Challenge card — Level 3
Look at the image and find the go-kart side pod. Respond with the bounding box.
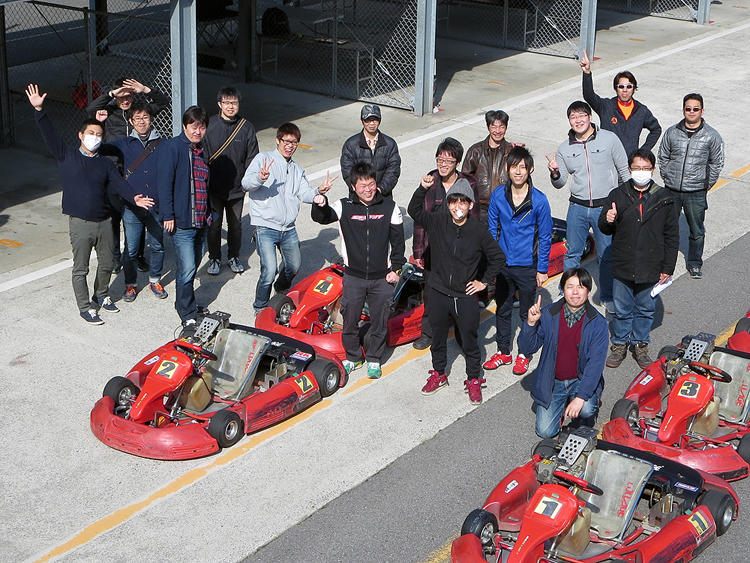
[622,358,669,418]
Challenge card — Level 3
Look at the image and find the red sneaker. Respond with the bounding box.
[513,355,530,375]
[483,352,512,370]
[422,370,448,395]
[465,378,486,405]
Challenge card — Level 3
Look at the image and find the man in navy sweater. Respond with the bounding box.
[26,84,153,325]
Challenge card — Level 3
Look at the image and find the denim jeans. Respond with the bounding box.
[170,227,206,322]
[254,226,301,311]
[611,277,655,346]
[535,378,599,439]
[669,189,707,269]
[564,202,612,302]
[121,206,165,286]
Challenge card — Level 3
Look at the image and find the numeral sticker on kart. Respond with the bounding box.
[534,496,562,519]
[313,280,333,295]
[688,510,710,536]
[156,360,178,379]
[295,374,314,393]
[679,380,701,397]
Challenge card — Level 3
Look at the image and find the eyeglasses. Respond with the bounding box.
[568,113,589,120]
[131,116,150,123]
[436,158,457,165]
[280,138,299,146]
[684,107,702,112]
[220,100,239,106]
[617,84,634,90]
[630,167,653,172]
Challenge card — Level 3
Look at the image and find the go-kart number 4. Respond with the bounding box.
[534,496,562,519]
[313,279,333,295]
[156,359,178,379]
[295,374,314,393]
[679,380,701,398]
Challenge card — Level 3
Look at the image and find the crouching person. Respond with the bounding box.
[408,179,506,405]
[312,162,406,379]
[518,268,608,438]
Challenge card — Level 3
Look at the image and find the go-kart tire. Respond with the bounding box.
[611,398,639,429]
[735,317,750,335]
[700,490,735,536]
[309,358,340,397]
[103,377,139,416]
[532,438,558,459]
[658,345,682,362]
[268,294,295,325]
[207,409,244,449]
[461,508,498,546]
[737,434,750,464]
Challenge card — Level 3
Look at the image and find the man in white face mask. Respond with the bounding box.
[25,84,153,325]
[598,148,679,369]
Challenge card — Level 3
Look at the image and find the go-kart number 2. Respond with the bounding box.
[679,380,701,398]
[295,374,314,393]
[156,360,178,379]
[313,279,333,295]
[534,496,562,519]
[688,510,710,536]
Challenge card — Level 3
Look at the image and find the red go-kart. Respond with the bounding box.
[90,312,345,460]
[255,218,594,361]
[451,426,738,563]
[603,312,750,481]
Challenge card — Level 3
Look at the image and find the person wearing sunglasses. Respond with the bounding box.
[580,50,661,158]
[658,94,725,280]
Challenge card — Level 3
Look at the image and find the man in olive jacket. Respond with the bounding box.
[598,149,678,370]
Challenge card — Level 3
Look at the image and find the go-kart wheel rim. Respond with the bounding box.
[625,409,639,428]
[117,387,134,406]
[325,370,338,393]
[479,522,495,545]
[278,302,294,325]
[223,420,240,441]
[721,505,733,529]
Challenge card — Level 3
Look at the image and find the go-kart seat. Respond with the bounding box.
[577,450,653,541]
[691,397,720,437]
[203,329,270,399]
[709,350,750,423]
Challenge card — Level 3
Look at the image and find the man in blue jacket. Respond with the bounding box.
[518,268,609,438]
[157,106,212,329]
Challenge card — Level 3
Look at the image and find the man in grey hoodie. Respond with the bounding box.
[547,101,630,310]
[242,122,335,313]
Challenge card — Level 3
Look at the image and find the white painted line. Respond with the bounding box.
[0,259,72,294]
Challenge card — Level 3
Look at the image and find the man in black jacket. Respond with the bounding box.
[203,87,259,275]
[340,104,401,198]
[598,149,678,369]
[312,163,406,379]
[408,182,506,405]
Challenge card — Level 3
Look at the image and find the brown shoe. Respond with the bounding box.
[606,344,628,368]
[632,343,654,370]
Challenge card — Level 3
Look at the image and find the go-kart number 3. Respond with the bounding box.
[295,374,314,393]
[534,496,562,519]
[679,380,701,398]
[156,360,178,379]
[313,279,333,295]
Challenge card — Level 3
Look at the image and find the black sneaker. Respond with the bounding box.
[412,334,432,350]
[81,309,104,325]
[112,262,122,274]
[137,256,149,272]
[689,268,702,279]
[180,318,197,338]
[93,295,120,313]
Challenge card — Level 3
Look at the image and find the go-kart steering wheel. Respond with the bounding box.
[175,341,218,361]
[553,470,604,496]
[689,361,732,383]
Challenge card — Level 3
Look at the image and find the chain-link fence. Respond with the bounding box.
[256,0,417,110]
[4,0,172,152]
[437,0,582,59]
[598,0,698,21]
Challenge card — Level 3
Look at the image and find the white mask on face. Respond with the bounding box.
[631,170,652,186]
[83,134,102,152]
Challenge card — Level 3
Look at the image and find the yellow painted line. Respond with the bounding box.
[487,81,507,86]
[0,238,22,247]
[298,143,313,149]
[31,398,333,563]
[628,38,646,42]
[730,163,750,178]
[420,537,457,563]
[710,178,730,191]
[733,5,748,8]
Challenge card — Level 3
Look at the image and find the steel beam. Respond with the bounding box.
[170,0,197,135]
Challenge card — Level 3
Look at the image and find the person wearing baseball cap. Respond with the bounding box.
[340,104,401,198]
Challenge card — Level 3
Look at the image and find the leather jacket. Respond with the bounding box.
[462,136,512,218]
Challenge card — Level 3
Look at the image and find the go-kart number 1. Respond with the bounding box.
[156,360,178,379]
[313,279,333,295]
[534,496,562,519]
[295,374,314,393]
[679,380,701,398]
[688,510,709,536]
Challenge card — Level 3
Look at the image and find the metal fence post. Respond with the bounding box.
[0,5,13,147]
[697,0,711,24]
[237,0,252,82]
[170,0,198,135]
[414,0,436,116]
[94,0,109,56]
[579,0,597,60]
[83,8,94,106]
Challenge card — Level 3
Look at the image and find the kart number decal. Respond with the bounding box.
[295,374,314,393]
[678,380,701,397]
[291,351,313,361]
[639,374,653,386]
[156,360,178,379]
[688,511,710,536]
[313,279,333,295]
[534,496,562,519]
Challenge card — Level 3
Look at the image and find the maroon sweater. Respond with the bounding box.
[555,313,583,380]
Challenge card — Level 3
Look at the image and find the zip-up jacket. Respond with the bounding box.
[34,109,139,222]
[86,88,169,143]
[582,72,662,156]
[462,136,513,211]
[157,132,211,229]
[203,114,259,200]
[408,186,506,298]
[311,191,406,280]
[518,300,608,409]
[598,180,678,284]
[487,180,553,273]
[658,119,725,193]
[242,149,318,231]
[552,125,630,207]
[340,130,401,197]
